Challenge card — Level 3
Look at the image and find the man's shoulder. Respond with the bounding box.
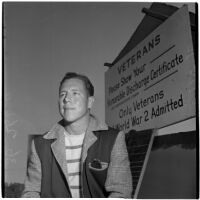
[94,127,121,141]
[95,126,119,133]
[34,132,53,144]
[107,127,120,134]
[33,132,54,158]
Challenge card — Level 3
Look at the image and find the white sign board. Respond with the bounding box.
[105,6,196,132]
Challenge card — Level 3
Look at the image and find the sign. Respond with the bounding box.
[105,6,195,132]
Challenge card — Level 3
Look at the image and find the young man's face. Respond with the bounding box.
[59,78,94,123]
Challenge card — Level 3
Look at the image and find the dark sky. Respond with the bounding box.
[4,2,195,183]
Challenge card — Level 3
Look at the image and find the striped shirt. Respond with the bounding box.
[64,131,85,198]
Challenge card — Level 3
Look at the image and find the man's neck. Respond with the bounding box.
[65,114,90,135]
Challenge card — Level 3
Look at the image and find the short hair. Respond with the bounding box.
[59,72,94,96]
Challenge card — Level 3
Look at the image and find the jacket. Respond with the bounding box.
[22,115,132,198]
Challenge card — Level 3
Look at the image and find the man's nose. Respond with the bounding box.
[63,93,72,102]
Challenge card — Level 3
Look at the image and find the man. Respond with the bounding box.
[22,72,132,198]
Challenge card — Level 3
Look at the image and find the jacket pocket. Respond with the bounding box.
[88,159,108,171]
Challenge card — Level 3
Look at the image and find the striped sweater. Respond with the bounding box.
[64,131,85,198]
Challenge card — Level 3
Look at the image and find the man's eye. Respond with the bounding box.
[73,91,79,95]
[59,93,65,97]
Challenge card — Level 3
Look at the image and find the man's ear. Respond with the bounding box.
[88,96,95,109]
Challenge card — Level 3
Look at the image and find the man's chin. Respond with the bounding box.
[63,117,74,124]
[61,112,89,125]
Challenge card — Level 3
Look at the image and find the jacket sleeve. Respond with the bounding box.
[105,131,132,198]
[21,139,41,198]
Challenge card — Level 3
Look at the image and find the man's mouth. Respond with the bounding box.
[64,107,75,110]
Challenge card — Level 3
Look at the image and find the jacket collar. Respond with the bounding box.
[81,115,108,163]
[43,114,108,140]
